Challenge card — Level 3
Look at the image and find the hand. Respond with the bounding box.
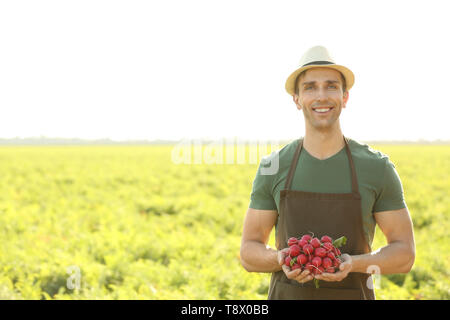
[278,248,314,284]
[314,253,353,282]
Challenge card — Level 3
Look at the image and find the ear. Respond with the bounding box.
[293,94,302,110]
[342,90,349,108]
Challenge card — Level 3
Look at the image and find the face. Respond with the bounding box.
[293,67,349,131]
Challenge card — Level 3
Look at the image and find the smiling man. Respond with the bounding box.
[239,46,416,300]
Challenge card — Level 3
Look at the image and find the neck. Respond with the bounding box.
[303,124,345,160]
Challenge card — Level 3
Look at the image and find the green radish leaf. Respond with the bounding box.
[290,257,296,267]
[332,236,347,248]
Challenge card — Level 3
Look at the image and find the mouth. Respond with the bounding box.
[312,107,334,114]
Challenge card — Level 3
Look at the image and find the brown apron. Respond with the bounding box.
[267,135,375,300]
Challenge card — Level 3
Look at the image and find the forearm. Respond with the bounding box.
[240,240,281,273]
[351,240,415,274]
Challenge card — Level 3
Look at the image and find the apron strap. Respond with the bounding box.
[284,137,303,190]
[343,136,361,200]
[284,135,361,200]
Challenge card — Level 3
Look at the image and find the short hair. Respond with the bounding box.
[294,69,347,95]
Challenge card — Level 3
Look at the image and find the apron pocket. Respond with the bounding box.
[269,280,363,300]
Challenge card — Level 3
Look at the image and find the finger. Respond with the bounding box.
[278,249,289,265]
[295,269,309,279]
[317,269,349,281]
[315,272,340,282]
[282,265,301,279]
[296,273,314,283]
[294,270,311,283]
[339,262,352,272]
[339,254,353,270]
[297,275,314,283]
[278,254,284,265]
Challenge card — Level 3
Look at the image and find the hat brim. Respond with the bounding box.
[285,64,354,96]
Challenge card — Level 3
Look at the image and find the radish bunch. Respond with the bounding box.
[284,234,347,288]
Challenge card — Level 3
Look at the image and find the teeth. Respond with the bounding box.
[314,108,331,113]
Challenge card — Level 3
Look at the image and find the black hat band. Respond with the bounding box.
[302,60,335,67]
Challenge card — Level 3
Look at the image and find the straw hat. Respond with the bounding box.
[285,45,354,96]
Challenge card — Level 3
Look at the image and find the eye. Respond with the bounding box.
[304,86,313,90]
[329,85,337,89]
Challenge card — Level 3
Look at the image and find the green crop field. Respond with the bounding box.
[0,143,449,300]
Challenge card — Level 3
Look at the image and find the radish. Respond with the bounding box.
[281,233,348,289]
[288,237,298,246]
[305,262,315,272]
[310,238,321,248]
[289,245,301,257]
[322,257,333,269]
[291,264,301,270]
[303,244,314,255]
[321,235,333,243]
[322,242,334,252]
[297,254,308,265]
[298,239,308,248]
[312,256,322,268]
[301,234,312,242]
[314,247,327,258]
[285,256,292,267]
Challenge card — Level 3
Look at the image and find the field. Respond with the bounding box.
[0,142,449,299]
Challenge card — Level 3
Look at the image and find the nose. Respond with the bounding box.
[315,87,329,102]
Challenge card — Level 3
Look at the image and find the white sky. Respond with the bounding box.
[1,0,449,142]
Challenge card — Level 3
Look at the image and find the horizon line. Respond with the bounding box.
[1,136,450,145]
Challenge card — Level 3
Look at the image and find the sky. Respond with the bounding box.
[1,0,449,143]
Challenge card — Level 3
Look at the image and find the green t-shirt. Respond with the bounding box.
[249,137,407,248]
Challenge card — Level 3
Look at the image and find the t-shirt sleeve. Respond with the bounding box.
[249,158,278,210]
[372,158,407,213]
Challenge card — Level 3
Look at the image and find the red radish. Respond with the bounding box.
[289,245,301,257]
[312,256,322,268]
[333,258,342,268]
[303,244,314,255]
[288,237,298,246]
[281,233,347,289]
[297,254,308,265]
[310,238,321,248]
[301,234,312,242]
[285,256,292,266]
[322,257,333,269]
[333,247,340,256]
[298,239,308,248]
[322,242,334,252]
[314,247,327,258]
[291,264,301,270]
[305,263,314,272]
[312,266,324,275]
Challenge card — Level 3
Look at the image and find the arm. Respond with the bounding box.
[351,207,416,274]
[239,207,280,273]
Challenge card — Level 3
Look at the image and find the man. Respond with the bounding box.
[239,46,415,300]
